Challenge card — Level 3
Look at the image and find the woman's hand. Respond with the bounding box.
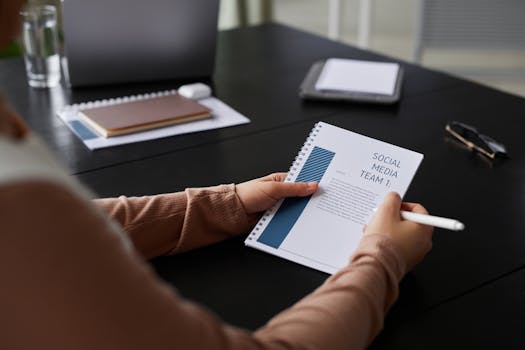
[364,192,433,271]
[236,172,318,215]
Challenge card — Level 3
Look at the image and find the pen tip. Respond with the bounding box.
[455,222,465,231]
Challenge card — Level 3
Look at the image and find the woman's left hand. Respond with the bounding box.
[236,172,318,214]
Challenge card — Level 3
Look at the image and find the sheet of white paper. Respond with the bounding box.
[246,122,423,274]
[315,58,400,95]
[57,96,250,150]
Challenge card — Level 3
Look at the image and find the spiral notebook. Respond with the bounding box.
[245,122,424,274]
[57,90,250,150]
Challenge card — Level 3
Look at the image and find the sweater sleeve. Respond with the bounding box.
[255,234,405,350]
[0,180,405,350]
[93,185,257,259]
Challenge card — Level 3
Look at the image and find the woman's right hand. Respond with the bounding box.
[0,98,28,140]
[364,192,433,271]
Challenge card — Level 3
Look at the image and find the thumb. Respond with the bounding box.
[376,192,402,219]
[266,181,318,199]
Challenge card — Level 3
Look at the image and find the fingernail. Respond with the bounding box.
[307,182,317,189]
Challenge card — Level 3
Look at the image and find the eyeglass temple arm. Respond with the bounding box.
[445,124,496,159]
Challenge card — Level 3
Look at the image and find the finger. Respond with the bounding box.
[11,114,29,139]
[376,192,402,218]
[267,181,317,198]
[270,172,288,182]
[401,202,429,215]
[0,100,29,140]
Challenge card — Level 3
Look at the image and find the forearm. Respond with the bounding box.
[94,184,257,259]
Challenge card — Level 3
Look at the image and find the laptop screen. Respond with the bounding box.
[62,0,219,87]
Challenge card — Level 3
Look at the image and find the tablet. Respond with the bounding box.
[299,59,403,104]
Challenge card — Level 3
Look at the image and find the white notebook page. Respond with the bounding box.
[315,58,400,95]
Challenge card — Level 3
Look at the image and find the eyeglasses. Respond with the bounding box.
[445,121,508,159]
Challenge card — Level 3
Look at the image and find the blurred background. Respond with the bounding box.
[5,0,524,97]
[219,0,525,98]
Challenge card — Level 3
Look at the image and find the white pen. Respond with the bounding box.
[400,211,465,231]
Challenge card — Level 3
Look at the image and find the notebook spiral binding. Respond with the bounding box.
[61,89,179,113]
[246,122,323,242]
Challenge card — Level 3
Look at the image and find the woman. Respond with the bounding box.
[0,1,432,349]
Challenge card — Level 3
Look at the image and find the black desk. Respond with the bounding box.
[2,23,525,348]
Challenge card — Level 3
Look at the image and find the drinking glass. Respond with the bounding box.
[20,4,61,88]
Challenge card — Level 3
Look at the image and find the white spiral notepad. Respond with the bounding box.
[57,89,250,150]
[245,122,424,274]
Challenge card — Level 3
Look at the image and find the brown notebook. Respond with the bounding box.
[78,94,211,137]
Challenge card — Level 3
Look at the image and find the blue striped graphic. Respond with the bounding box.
[257,146,335,248]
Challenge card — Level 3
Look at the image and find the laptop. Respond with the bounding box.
[61,0,219,87]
